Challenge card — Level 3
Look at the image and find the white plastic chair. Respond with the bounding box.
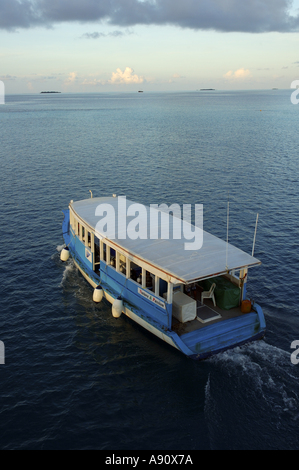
[201,283,217,307]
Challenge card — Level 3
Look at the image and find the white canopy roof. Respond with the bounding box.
[70,197,261,284]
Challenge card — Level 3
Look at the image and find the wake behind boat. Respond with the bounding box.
[60,195,266,360]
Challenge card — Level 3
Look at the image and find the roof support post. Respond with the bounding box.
[106,244,111,265]
[91,232,95,270]
[100,239,104,261]
[155,276,160,297]
[142,268,146,289]
[116,251,120,272]
[240,268,248,302]
[167,282,173,304]
[126,258,130,279]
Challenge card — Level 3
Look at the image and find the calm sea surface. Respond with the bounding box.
[0,90,299,450]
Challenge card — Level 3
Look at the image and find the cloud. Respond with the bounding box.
[82,77,103,86]
[168,73,186,83]
[109,67,144,85]
[0,74,17,80]
[81,30,132,39]
[224,68,252,80]
[0,0,38,30]
[1,0,299,33]
[81,67,145,86]
[64,72,78,85]
[0,73,60,83]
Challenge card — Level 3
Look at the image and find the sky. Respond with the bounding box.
[1,0,299,93]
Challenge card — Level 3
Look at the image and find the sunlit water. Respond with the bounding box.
[0,90,298,449]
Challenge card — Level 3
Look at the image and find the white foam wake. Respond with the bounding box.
[56,244,65,253]
[204,341,299,449]
[59,260,74,287]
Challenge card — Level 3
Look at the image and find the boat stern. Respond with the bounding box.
[180,303,266,360]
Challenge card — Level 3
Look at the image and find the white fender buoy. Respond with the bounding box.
[60,246,70,262]
[112,297,123,319]
[93,285,103,303]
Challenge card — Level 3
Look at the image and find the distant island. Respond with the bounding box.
[200,89,215,91]
[40,91,61,94]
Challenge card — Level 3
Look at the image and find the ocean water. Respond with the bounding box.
[0,90,299,450]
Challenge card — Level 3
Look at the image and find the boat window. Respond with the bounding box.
[128,263,154,290]
[126,262,167,300]
[159,279,168,298]
[109,247,116,267]
[82,226,85,242]
[119,259,126,275]
[117,252,126,274]
[144,270,154,290]
[104,247,127,275]
[130,262,142,283]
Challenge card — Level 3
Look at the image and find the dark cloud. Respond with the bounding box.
[0,74,17,80]
[81,32,108,39]
[37,0,112,23]
[81,30,131,39]
[0,0,40,30]
[1,0,299,33]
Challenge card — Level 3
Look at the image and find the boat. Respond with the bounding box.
[60,195,266,360]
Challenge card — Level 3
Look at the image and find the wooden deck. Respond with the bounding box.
[172,298,250,336]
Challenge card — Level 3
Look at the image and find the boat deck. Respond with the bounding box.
[172,298,249,336]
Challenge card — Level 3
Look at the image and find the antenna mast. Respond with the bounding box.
[252,213,259,257]
[226,193,230,271]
